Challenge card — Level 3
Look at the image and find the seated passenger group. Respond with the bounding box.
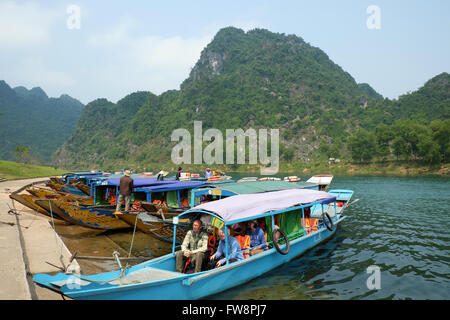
[176,218,269,273]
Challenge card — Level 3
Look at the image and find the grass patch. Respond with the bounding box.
[0,160,66,180]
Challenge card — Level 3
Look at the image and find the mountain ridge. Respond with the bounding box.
[0,81,84,163]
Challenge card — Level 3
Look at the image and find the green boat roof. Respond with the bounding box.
[208,180,317,195]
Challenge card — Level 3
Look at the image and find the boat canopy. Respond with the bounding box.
[135,181,207,192]
[306,175,333,185]
[102,177,162,187]
[200,180,317,195]
[182,188,336,225]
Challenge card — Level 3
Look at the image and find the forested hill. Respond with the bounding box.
[54,27,449,169]
[0,81,84,163]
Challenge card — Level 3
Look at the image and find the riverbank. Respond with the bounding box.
[0,177,75,300]
[0,160,65,180]
[138,161,449,177]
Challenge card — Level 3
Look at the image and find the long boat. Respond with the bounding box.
[33,188,352,299]
[115,211,190,243]
[9,193,61,218]
[50,179,209,230]
[49,199,131,230]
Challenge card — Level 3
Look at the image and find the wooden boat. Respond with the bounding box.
[46,180,88,197]
[42,179,205,230]
[33,188,352,300]
[71,181,91,196]
[139,202,183,217]
[115,211,189,243]
[32,198,71,221]
[49,177,63,184]
[50,199,131,230]
[9,193,61,218]
[26,187,92,203]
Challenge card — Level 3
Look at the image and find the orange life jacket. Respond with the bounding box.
[301,218,319,234]
[109,195,117,205]
[152,199,167,207]
[181,197,189,207]
[207,235,217,257]
[235,235,251,258]
[131,200,144,211]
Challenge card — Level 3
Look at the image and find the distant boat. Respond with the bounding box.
[258,177,281,181]
[306,175,334,191]
[237,177,258,182]
[33,188,353,300]
[283,175,301,182]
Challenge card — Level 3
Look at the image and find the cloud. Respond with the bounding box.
[0,1,58,47]
[86,20,212,99]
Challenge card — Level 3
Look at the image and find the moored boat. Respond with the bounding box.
[306,174,334,191]
[50,199,131,230]
[115,211,189,243]
[9,193,60,218]
[283,175,301,182]
[33,188,352,300]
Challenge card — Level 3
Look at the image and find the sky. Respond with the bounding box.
[0,0,449,105]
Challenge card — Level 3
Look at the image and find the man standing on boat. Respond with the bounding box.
[115,170,133,212]
[175,167,182,180]
[176,219,209,273]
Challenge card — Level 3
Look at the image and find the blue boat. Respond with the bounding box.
[33,188,353,300]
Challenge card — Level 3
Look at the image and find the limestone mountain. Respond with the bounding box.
[53,27,449,169]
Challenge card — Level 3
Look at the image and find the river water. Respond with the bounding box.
[56,173,450,300]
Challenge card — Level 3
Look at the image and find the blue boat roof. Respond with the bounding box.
[135,181,207,192]
[103,177,161,187]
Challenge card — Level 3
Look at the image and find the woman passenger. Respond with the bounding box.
[246,220,268,256]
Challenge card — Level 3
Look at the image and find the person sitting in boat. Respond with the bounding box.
[115,170,133,212]
[176,219,209,273]
[246,220,268,255]
[205,168,213,178]
[232,223,251,259]
[208,227,244,268]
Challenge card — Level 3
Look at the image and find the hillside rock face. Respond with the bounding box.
[53,27,449,169]
[0,81,84,163]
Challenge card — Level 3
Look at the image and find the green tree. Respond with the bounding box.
[14,146,31,164]
[417,135,441,165]
[430,119,450,162]
[374,123,393,160]
[392,136,409,160]
[348,129,377,163]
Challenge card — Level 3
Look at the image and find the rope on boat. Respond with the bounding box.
[48,200,66,272]
[127,213,139,258]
